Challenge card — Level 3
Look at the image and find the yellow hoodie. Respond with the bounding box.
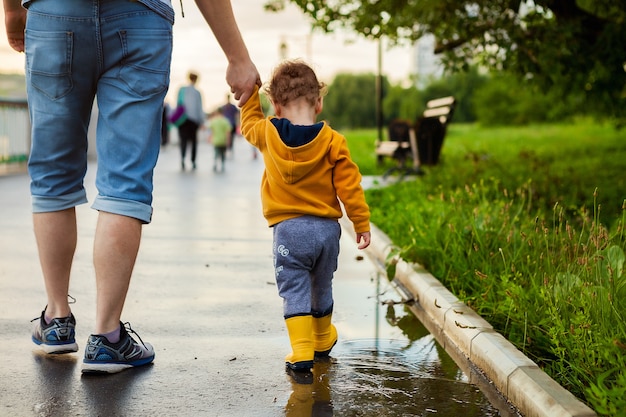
[241,88,370,234]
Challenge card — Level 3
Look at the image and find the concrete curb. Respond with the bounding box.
[340,217,597,417]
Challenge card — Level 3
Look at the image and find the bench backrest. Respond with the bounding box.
[422,96,455,125]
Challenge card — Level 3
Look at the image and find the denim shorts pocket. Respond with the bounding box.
[118,29,172,97]
[25,29,73,100]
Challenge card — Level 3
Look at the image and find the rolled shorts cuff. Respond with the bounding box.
[91,195,153,224]
[32,190,88,213]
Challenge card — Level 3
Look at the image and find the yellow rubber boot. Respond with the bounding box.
[313,314,338,358]
[285,315,314,371]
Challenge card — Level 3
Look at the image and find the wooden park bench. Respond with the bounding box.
[375,96,456,178]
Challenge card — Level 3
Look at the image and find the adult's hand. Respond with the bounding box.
[226,59,261,107]
[3,0,26,52]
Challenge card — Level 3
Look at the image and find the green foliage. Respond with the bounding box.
[382,84,423,123]
[423,67,488,123]
[327,68,591,128]
[345,121,626,415]
[259,92,274,116]
[587,368,626,416]
[473,75,548,125]
[0,154,28,164]
[266,0,626,123]
[319,73,390,129]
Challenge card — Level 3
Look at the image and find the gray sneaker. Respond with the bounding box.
[81,322,155,374]
[31,310,79,354]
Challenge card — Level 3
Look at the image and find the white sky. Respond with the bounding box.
[0,0,414,110]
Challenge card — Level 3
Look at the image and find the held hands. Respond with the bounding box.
[226,59,261,108]
[3,2,27,52]
[356,231,371,250]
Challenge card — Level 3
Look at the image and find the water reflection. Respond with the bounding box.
[32,352,78,416]
[285,360,334,417]
[384,303,465,382]
[81,364,154,415]
[331,338,499,416]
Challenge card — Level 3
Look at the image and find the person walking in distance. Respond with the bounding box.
[177,71,205,170]
[221,94,240,157]
[207,107,232,172]
[3,0,260,374]
[240,60,371,374]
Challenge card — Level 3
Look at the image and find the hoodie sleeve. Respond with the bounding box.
[240,87,267,150]
[332,134,371,234]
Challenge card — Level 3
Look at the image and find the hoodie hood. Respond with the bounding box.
[266,117,331,184]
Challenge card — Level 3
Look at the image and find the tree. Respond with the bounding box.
[319,73,389,129]
[473,75,544,125]
[382,84,423,124]
[265,0,626,122]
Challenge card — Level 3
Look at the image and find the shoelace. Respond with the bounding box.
[123,322,149,349]
[31,294,76,322]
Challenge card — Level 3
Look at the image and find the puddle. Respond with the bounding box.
[283,271,521,416]
[285,331,504,416]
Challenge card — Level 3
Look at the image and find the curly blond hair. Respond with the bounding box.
[264,60,327,107]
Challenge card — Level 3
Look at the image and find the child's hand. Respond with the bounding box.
[356,232,371,250]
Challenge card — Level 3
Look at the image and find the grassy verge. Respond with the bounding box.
[345,120,626,415]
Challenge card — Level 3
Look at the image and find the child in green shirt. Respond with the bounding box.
[208,107,232,172]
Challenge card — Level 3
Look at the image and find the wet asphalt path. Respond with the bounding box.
[0,136,512,416]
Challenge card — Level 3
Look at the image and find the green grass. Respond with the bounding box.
[345,120,626,416]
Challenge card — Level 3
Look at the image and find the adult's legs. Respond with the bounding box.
[161,106,169,146]
[25,0,95,324]
[80,0,170,372]
[24,0,170,368]
[228,129,236,157]
[91,0,172,335]
[32,209,77,319]
[178,120,198,168]
[190,127,198,167]
[34,208,143,335]
[93,212,142,334]
[179,132,188,166]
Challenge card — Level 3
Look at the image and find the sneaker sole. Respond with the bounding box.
[33,338,79,354]
[81,356,155,374]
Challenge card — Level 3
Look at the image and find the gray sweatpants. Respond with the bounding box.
[273,216,341,318]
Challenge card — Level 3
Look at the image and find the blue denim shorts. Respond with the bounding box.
[24,0,173,223]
